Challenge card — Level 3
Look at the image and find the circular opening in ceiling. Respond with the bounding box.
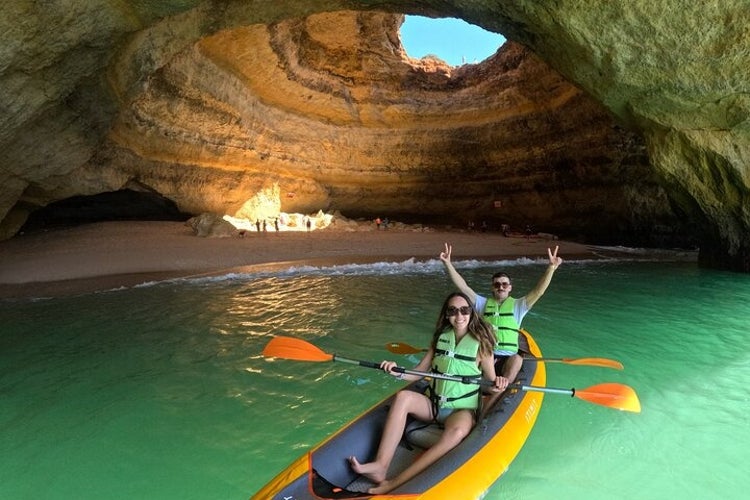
[400,16,506,67]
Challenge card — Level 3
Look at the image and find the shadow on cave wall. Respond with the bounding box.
[20,189,191,234]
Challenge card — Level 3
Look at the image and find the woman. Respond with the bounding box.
[348,292,508,494]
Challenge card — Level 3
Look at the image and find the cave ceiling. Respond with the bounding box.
[0,1,748,270]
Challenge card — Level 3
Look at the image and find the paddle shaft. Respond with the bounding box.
[336,355,598,400]
[263,337,640,412]
[333,355,494,386]
[385,342,623,370]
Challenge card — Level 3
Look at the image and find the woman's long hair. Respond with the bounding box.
[430,292,496,357]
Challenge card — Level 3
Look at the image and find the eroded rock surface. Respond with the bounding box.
[1,1,748,270]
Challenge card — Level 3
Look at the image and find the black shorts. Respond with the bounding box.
[493,354,511,374]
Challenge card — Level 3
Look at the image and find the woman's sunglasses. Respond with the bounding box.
[446,306,472,317]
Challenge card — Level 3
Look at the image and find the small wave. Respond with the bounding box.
[4,248,696,300]
[84,248,698,293]
[589,245,698,261]
[166,254,649,286]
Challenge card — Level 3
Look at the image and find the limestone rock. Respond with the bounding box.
[1,2,749,270]
[186,213,237,238]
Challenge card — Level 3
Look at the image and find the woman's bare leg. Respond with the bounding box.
[348,390,432,484]
[368,409,475,495]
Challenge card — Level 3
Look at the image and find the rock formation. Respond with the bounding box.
[0,1,748,270]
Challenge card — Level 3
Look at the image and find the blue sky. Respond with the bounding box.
[400,16,506,66]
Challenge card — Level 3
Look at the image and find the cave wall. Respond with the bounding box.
[99,16,672,244]
[1,1,748,269]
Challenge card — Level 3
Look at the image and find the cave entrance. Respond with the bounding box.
[399,15,506,66]
[20,189,190,233]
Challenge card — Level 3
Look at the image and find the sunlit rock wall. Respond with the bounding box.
[1,1,748,269]
[97,13,668,245]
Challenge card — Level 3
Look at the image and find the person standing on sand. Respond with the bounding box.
[439,243,563,386]
[348,292,505,495]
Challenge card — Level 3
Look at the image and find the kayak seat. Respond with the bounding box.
[404,420,444,449]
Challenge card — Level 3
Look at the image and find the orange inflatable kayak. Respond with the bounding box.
[251,331,545,499]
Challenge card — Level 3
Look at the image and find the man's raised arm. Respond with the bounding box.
[439,243,478,304]
[524,245,563,308]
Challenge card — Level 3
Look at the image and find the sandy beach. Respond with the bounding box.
[0,220,598,299]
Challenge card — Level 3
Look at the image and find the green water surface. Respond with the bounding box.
[1,259,748,499]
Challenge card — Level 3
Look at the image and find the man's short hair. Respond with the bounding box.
[491,271,511,282]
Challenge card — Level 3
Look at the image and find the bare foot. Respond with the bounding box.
[348,456,386,484]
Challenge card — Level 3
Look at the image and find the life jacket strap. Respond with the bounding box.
[434,348,476,362]
[435,388,480,405]
[484,311,513,317]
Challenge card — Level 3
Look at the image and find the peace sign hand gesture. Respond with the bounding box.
[439,243,452,264]
[548,245,563,270]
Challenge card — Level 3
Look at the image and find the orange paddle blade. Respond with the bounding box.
[262,336,333,362]
[386,342,424,354]
[575,383,641,413]
[559,357,624,370]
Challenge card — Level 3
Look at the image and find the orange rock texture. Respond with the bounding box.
[105,13,664,241]
[1,3,748,270]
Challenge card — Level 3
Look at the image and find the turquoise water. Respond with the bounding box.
[1,256,749,499]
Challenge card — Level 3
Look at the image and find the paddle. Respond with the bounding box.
[263,336,641,413]
[385,341,624,370]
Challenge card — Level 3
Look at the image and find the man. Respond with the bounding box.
[439,243,563,384]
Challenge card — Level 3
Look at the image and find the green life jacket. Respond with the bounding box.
[430,330,482,410]
[483,297,520,353]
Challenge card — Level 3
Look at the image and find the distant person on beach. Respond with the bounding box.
[304,216,312,232]
[348,292,505,494]
[255,220,261,233]
[439,243,563,387]
[274,219,279,233]
[375,217,381,230]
